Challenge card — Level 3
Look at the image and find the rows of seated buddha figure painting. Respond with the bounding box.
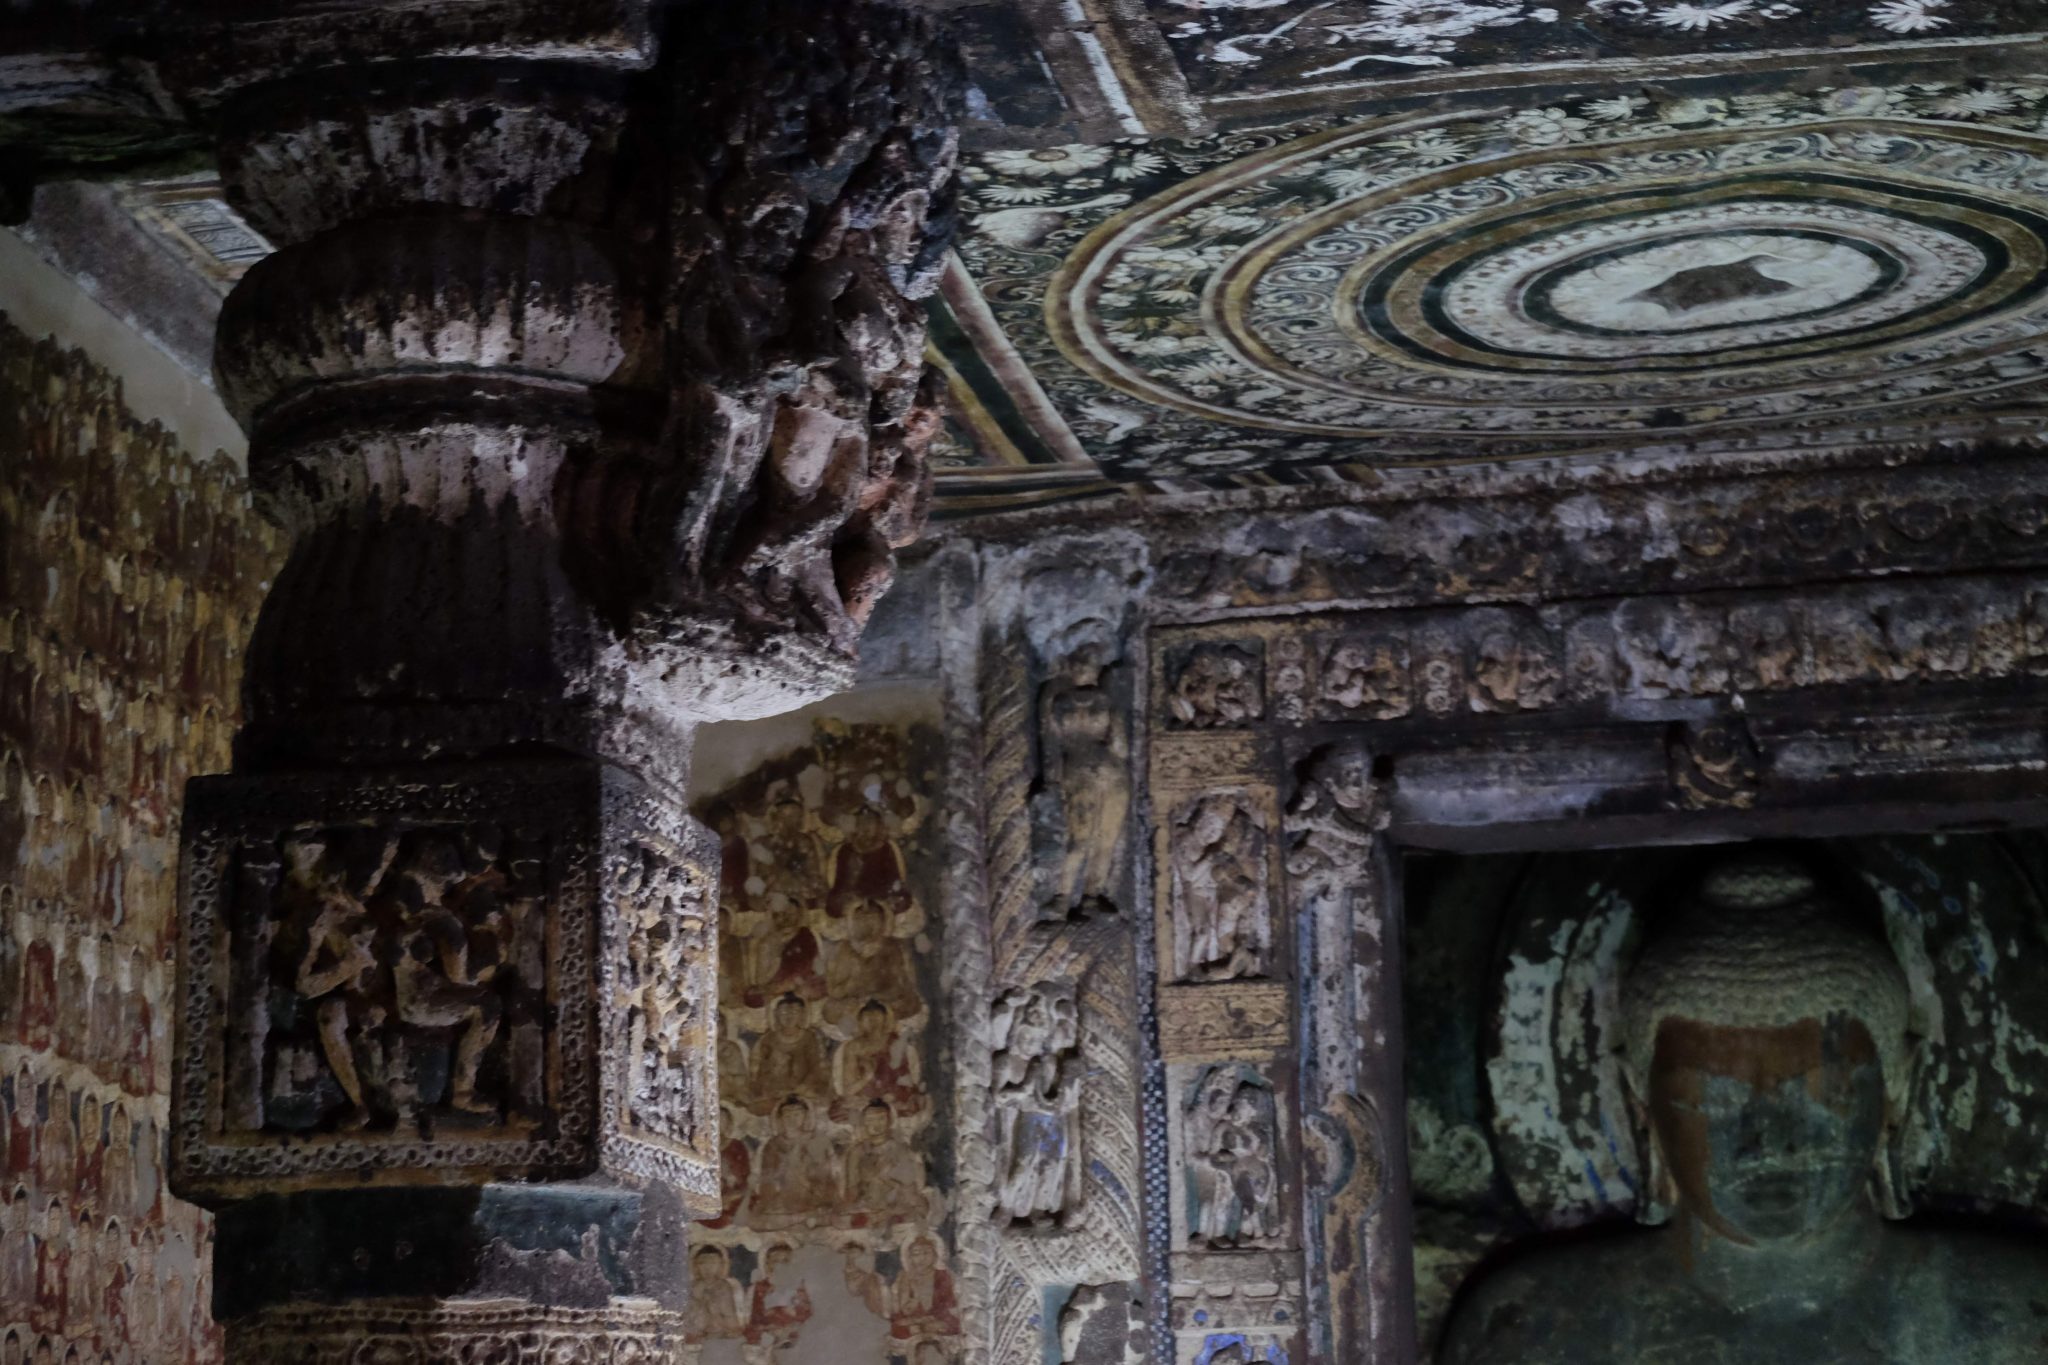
[1440,853,2048,1364]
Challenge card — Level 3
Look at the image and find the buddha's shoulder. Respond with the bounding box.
[1884,1223,2048,1360]
[1436,1232,1658,1364]
[1890,1221,2048,1295]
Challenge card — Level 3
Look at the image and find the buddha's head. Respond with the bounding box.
[1620,853,1915,1245]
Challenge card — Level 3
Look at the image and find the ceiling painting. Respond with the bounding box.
[39,5,2048,516]
[1143,0,2043,104]
[938,76,2048,488]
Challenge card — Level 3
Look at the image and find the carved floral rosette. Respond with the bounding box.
[171,758,718,1207]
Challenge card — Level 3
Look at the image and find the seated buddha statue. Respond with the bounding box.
[1440,854,2048,1364]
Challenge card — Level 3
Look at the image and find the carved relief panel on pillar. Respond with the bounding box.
[989,978,1085,1227]
[1147,717,1303,1363]
[172,760,719,1208]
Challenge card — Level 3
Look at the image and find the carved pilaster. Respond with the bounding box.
[1149,729,1301,1365]
[1283,742,1414,1365]
[165,4,959,1359]
[952,542,1151,1365]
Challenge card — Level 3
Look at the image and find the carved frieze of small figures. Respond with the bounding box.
[1181,1065,1285,1252]
[1031,616,1132,920]
[1167,794,1273,985]
[989,980,1083,1225]
[1167,643,1265,730]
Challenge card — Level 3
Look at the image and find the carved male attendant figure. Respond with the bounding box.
[1441,855,2048,1364]
[1032,624,1130,918]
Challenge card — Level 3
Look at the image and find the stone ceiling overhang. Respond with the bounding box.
[12,2,2048,526]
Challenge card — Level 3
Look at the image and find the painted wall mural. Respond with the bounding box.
[0,311,286,1364]
[952,77,2048,482]
[690,720,957,1365]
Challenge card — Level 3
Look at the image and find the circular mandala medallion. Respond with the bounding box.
[1045,96,2048,462]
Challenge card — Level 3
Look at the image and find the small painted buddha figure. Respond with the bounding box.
[1441,854,2048,1364]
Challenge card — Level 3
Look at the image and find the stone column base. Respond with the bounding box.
[226,1299,689,1364]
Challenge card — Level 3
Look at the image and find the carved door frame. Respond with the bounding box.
[1146,578,2048,1365]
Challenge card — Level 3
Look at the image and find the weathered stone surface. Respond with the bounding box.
[655,0,960,657]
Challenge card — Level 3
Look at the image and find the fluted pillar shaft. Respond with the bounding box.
[163,4,959,1360]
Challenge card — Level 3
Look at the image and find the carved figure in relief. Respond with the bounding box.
[1321,634,1411,718]
[288,836,381,1129]
[1032,619,1131,919]
[388,836,508,1120]
[1168,642,1264,729]
[824,899,922,1026]
[1470,623,1559,713]
[749,996,833,1112]
[253,825,547,1135]
[617,843,705,1144]
[1440,854,2048,1364]
[1184,1066,1282,1250]
[989,981,1084,1224]
[1169,795,1272,983]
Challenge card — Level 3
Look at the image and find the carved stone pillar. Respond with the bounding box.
[165,4,958,1360]
[1149,633,1416,1365]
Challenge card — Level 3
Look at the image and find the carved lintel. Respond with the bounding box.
[1157,982,1291,1063]
[1150,731,1271,792]
[172,758,718,1210]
